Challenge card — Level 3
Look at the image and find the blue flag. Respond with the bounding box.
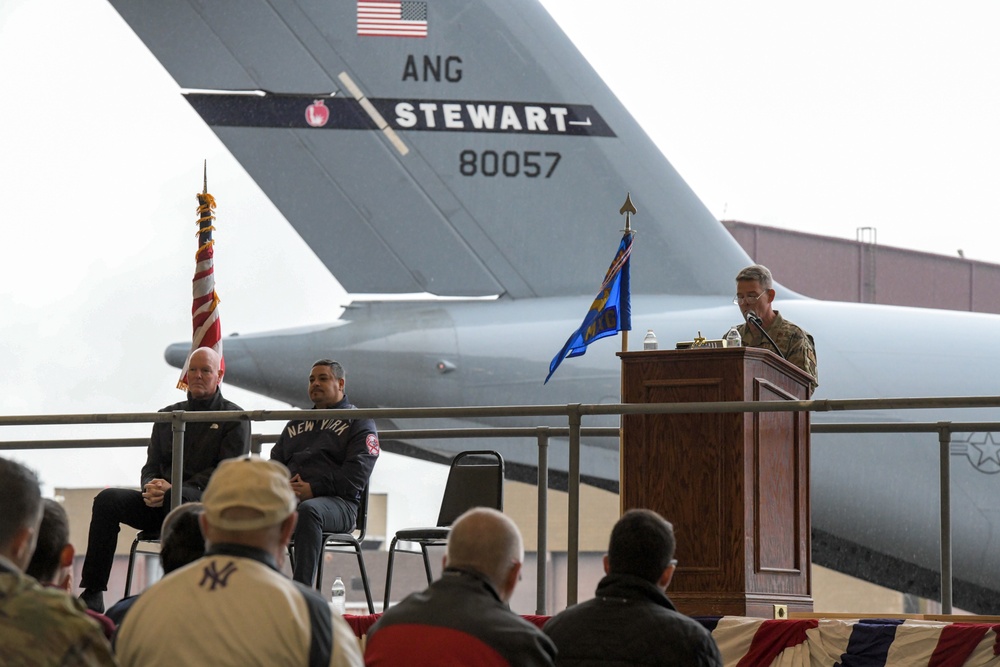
[546,232,633,383]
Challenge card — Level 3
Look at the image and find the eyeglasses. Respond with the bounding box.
[733,294,762,305]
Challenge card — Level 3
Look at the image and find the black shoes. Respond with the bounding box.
[80,588,105,614]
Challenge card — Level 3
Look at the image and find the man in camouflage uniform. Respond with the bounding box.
[733,264,818,394]
[0,456,117,666]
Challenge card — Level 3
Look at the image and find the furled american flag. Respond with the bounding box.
[701,616,1000,666]
[357,0,428,38]
[177,172,224,390]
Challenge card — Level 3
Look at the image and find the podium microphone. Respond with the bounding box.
[743,311,786,360]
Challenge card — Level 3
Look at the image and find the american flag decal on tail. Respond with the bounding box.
[357,1,428,38]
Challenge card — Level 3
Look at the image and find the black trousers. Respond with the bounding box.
[80,485,200,592]
[291,495,355,587]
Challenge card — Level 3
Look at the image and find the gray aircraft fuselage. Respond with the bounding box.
[167,293,1000,610]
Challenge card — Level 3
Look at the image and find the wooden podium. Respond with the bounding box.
[618,346,813,618]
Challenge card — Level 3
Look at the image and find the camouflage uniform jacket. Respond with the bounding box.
[0,556,117,666]
[736,310,818,392]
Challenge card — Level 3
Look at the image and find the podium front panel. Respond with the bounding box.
[624,377,733,580]
[619,347,812,617]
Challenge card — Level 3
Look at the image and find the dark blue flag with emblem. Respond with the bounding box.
[546,231,634,383]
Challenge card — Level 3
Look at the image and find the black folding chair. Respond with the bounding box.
[124,530,160,597]
[383,450,504,609]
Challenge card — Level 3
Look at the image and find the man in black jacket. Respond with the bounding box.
[270,359,379,586]
[79,347,250,612]
[543,509,722,666]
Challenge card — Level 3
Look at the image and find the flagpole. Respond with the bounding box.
[618,193,636,515]
[619,193,636,354]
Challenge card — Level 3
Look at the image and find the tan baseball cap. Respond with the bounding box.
[202,457,297,531]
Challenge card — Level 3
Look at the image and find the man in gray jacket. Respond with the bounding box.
[543,509,722,666]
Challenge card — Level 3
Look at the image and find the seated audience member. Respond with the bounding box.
[104,502,205,625]
[543,509,722,666]
[115,457,363,667]
[365,507,557,667]
[0,456,116,666]
[80,347,250,613]
[26,498,116,639]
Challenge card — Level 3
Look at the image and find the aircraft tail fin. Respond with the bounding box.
[109,0,752,298]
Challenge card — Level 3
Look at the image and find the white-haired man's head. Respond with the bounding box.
[185,347,223,399]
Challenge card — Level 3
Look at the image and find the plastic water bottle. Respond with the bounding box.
[331,576,346,614]
[725,326,742,348]
[643,329,658,350]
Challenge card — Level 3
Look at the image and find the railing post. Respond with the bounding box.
[938,423,953,614]
[536,427,549,615]
[567,404,582,607]
[170,411,186,511]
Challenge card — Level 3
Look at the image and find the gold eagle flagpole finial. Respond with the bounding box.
[619,192,637,233]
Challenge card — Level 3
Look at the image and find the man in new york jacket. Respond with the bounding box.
[270,359,379,586]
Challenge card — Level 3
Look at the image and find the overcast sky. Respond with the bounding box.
[2,0,999,498]
[542,0,1000,260]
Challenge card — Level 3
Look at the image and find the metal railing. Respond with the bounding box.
[4,395,1000,614]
